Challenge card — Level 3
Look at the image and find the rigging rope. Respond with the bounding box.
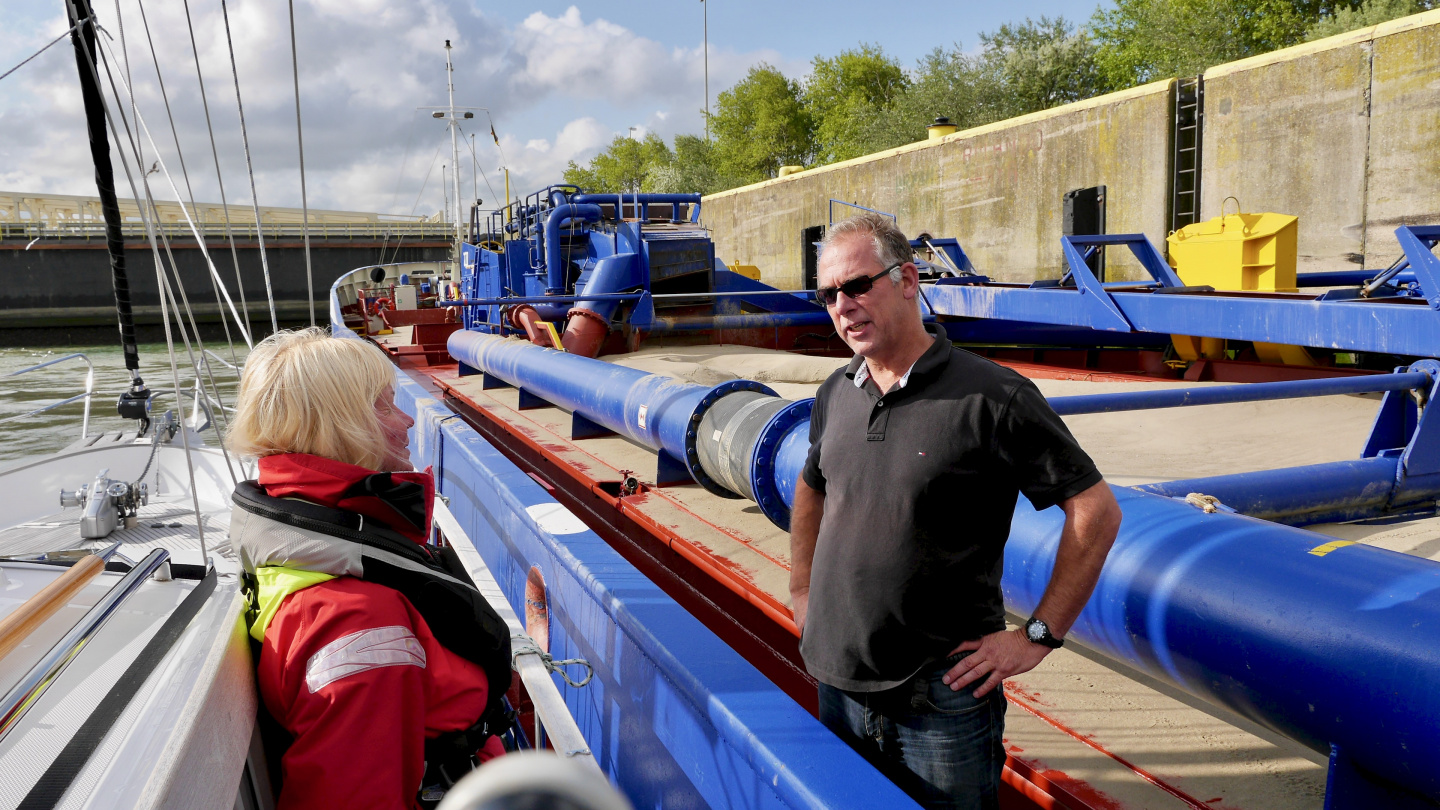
[135,0,238,368]
[90,25,247,479]
[381,112,423,266]
[180,0,253,350]
[287,0,316,326]
[220,0,279,333]
[91,24,240,491]
[457,123,501,214]
[112,0,138,170]
[0,19,88,84]
[510,636,594,689]
[93,29,254,350]
[83,16,208,561]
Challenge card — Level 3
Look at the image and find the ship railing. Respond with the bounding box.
[432,499,599,771]
[0,220,456,244]
[0,353,94,439]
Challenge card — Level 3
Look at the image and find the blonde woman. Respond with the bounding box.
[228,328,510,809]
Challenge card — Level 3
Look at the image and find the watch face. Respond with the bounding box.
[1027,620,1046,641]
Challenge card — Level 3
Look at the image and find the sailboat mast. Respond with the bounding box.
[65,0,147,405]
[445,40,462,251]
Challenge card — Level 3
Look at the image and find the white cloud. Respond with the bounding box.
[0,1,792,215]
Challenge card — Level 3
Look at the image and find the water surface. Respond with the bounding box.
[0,340,248,464]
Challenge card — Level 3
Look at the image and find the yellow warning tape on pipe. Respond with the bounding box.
[1308,539,1356,557]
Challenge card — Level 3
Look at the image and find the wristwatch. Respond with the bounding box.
[1024,616,1064,649]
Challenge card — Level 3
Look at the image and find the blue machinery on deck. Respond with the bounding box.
[922,225,1440,358]
[454,186,1440,367]
[452,185,1177,358]
[449,326,1440,808]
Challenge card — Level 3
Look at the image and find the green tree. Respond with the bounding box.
[1307,0,1435,39]
[843,46,987,156]
[845,17,1103,158]
[978,17,1105,119]
[647,134,737,195]
[803,45,909,164]
[1090,0,1335,88]
[563,132,673,193]
[708,64,814,184]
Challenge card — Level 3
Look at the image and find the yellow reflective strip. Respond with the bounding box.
[1309,539,1357,557]
[249,566,337,642]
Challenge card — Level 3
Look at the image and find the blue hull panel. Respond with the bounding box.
[385,368,917,809]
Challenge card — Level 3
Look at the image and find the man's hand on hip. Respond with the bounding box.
[942,629,1051,698]
[791,589,809,633]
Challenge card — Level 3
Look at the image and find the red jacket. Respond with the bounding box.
[252,454,503,810]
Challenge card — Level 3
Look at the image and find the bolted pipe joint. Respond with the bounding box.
[696,391,789,501]
[750,400,813,530]
[682,381,778,498]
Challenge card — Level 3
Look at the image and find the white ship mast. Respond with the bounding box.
[445,39,463,252]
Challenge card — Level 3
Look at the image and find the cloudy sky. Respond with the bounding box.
[0,0,1088,218]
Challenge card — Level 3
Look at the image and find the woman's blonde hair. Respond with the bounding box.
[227,327,396,469]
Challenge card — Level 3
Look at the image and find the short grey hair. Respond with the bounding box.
[819,211,913,284]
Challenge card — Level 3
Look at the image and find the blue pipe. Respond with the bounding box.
[1296,270,1417,287]
[643,311,838,331]
[572,192,702,222]
[1047,371,1430,416]
[448,330,791,500]
[438,294,644,306]
[544,204,602,293]
[1136,457,1403,526]
[529,302,572,321]
[575,253,642,322]
[1006,485,1440,804]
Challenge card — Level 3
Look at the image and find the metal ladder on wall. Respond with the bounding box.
[1171,76,1204,233]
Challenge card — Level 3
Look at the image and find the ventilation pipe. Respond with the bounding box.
[543,204,602,294]
[561,253,641,357]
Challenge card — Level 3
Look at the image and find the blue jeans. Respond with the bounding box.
[817,655,1007,810]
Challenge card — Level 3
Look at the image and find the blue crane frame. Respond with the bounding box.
[924,225,1440,358]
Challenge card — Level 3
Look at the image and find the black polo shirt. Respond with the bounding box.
[800,325,1102,691]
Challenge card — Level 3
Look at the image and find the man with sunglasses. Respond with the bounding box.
[790,212,1122,810]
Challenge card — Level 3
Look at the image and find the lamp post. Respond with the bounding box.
[701,0,709,141]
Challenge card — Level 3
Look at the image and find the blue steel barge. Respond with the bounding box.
[334,188,1440,810]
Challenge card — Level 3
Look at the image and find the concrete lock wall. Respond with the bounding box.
[705,10,1440,286]
[1202,10,1440,273]
[703,80,1176,288]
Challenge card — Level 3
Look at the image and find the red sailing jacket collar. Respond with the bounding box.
[256,453,435,544]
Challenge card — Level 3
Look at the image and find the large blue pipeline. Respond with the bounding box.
[448,328,1440,805]
[449,329,811,528]
[1005,488,1440,807]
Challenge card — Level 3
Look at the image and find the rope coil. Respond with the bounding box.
[1184,492,1222,513]
[510,635,593,688]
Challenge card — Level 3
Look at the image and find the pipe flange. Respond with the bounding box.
[565,307,609,326]
[684,380,777,498]
[749,399,814,530]
[1409,359,1440,406]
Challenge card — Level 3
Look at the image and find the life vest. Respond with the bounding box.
[230,479,513,775]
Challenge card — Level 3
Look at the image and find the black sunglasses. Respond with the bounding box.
[815,264,901,307]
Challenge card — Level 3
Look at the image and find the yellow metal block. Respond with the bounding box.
[1171,334,1227,361]
[1254,341,1316,365]
[1167,212,1299,292]
[731,263,762,280]
[540,321,565,351]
